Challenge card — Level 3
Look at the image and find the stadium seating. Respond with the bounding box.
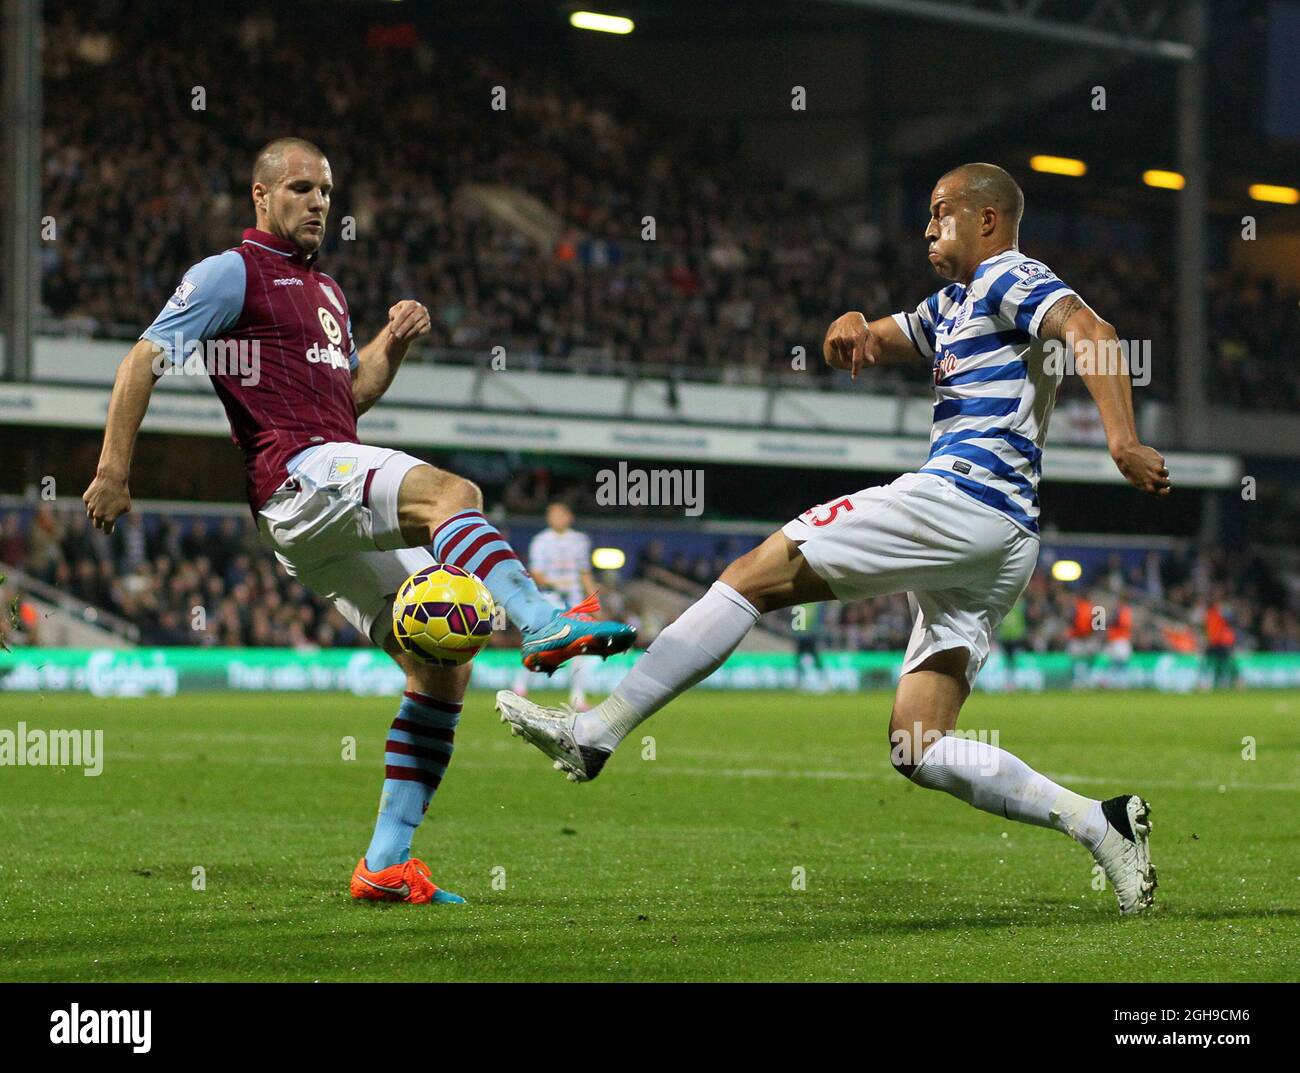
[3,498,1295,655]
[34,5,1299,412]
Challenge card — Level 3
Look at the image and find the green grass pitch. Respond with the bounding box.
[1,689,1296,981]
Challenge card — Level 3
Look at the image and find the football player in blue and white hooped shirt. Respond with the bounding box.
[496,164,1170,915]
[529,503,596,611]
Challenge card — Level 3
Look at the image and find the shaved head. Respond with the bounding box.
[251,137,332,254]
[924,162,1025,283]
[253,137,327,187]
[938,162,1024,234]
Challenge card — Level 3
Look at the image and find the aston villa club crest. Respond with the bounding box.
[327,457,358,482]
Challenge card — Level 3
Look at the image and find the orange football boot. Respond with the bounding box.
[350,857,465,904]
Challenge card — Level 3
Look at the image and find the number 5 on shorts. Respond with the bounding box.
[800,497,855,527]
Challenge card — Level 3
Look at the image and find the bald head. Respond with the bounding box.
[252,137,327,187]
[251,137,333,255]
[924,163,1024,284]
[938,162,1024,235]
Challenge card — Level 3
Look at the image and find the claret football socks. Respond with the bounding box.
[429,510,555,632]
[429,510,636,670]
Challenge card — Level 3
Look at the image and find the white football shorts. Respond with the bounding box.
[781,472,1039,689]
[256,441,434,643]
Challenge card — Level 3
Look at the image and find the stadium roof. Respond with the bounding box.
[323,0,1292,221]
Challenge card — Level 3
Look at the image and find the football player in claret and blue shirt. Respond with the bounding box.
[498,163,1172,916]
[82,137,636,905]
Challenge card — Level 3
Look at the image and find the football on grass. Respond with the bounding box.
[392,564,495,666]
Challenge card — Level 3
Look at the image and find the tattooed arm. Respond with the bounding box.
[1039,294,1171,497]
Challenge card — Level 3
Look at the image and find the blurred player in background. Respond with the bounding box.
[81,137,635,906]
[1066,590,1100,686]
[1104,596,1134,686]
[794,602,828,692]
[1203,589,1238,689]
[996,597,1027,691]
[511,502,599,710]
[499,163,1169,914]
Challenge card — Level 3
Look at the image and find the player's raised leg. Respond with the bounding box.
[394,464,635,671]
[350,625,470,906]
[892,646,1156,914]
[496,529,832,780]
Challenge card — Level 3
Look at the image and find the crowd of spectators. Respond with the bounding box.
[1,498,1296,657]
[34,3,1297,410]
[1207,269,1300,411]
[640,535,1300,656]
[3,503,367,649]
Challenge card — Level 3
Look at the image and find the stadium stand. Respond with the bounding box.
[35,2,1297,410]
[3,498,1294,656]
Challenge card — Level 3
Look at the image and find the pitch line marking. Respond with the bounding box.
[652,765,1300,792]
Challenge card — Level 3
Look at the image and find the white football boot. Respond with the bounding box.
[495,690,611,782]
[1091,794,1157,914]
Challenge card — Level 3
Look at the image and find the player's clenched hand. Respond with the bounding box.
[1112,442,1172,497]
[823,311,879,379]
[83,473,131,534]
[386,300,431,347]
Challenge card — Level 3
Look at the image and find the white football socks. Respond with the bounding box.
[568,583,1108,853]
[911,733,1108,850]
[575,581,760,752]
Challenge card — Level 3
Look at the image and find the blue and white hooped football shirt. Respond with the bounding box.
[528,527,592,608]
[892,249,1077,536]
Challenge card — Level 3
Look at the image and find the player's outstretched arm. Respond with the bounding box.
[352,299,431,414]
[83,339,164,533]
[1040,295,1171,498]
[823,312,917,378]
